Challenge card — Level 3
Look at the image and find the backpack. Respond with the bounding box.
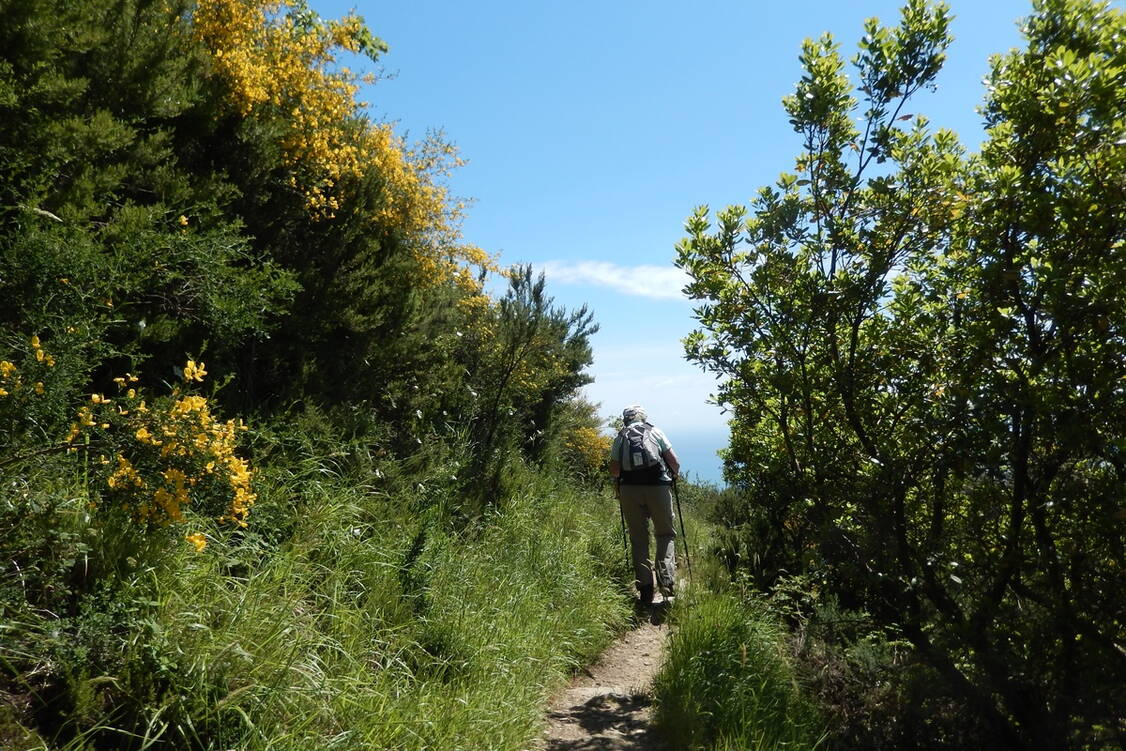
[617,422,667,482]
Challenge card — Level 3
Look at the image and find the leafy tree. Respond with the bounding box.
[677,0,1126,746]
[183,0,497,436]
[0,0,297,409]
[461,265,597,505]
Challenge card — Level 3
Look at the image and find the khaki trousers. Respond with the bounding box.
[618,483,677,594]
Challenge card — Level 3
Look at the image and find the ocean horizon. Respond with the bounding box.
[666,428,727,487]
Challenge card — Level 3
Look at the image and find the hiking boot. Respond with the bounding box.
[638,583,654,605]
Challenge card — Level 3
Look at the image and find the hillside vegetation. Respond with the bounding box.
[671,0,1125,748]
[0,1,625,748]
[5,1,1123,750]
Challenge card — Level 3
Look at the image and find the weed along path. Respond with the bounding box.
[536,600,672,750]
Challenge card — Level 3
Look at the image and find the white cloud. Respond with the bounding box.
[541,260,690,300]
[582,342,726,434]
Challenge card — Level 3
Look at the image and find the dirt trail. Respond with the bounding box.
[535,598,672,751]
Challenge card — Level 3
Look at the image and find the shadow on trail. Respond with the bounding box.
[544,692,658,750]
[541,597,672,750]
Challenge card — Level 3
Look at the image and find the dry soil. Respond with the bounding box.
[535,596,673,751]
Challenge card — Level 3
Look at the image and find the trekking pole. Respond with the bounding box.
[672,478,692,582]
[616,480,630,574]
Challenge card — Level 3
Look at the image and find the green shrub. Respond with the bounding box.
[653,590,823,750]
[2,450,631,750]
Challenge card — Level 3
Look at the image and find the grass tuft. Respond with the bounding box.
[652,589,824,751]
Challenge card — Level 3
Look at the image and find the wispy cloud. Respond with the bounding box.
[582,341,727,435]
[541,260,690,300]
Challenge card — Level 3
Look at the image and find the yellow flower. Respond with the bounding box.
[34,382,44,394]
[29,335,40,348]
[178,215,189,226]
[135,426,160,445]
[108,454,146,492]
[153,488,180,522]
[185,532,207,552]
[163,468,188,487]
[183,360,208,383]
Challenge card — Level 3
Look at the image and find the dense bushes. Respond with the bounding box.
[677,0,1126,746]
[0,1,624,748]
[1,438,630,749]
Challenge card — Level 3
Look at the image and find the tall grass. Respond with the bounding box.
[652,589,824,751]
[149,470,627,750]
[2,444,631,750]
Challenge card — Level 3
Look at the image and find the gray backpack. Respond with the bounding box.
[618,422,666,480]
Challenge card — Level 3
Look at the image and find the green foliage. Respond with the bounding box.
[677,0,1126,746]
[1,449,629,750]
[652,590,823,750]
[0,0,298,409]
[760,574,945,750]
[461,265,598,505]
[0,3,619,749]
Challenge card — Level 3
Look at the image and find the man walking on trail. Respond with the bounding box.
[610,405,681,605]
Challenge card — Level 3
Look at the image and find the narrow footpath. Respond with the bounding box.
[536,598,672,751]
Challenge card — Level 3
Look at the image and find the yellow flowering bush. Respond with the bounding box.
[190,0,494,289]
[192,0,371,216]
[67,360,257,548]
[0,359,18,399]
[0,334,65,450]
[0,335,56,401]
[2,338,252,551]
[563,426,612,482]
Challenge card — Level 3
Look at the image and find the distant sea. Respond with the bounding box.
[667,429,728,487]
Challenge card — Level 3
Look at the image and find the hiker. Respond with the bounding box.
[610,405,681,605]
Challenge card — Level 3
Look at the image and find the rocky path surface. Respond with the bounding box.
[535,599,672,751]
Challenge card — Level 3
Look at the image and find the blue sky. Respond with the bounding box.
[312,0,1043,483]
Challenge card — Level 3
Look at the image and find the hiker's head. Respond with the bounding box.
[622,405,647,425]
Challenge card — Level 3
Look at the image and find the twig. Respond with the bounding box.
[0,442,105,470]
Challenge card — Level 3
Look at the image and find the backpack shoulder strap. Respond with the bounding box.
[616,426,629,464]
